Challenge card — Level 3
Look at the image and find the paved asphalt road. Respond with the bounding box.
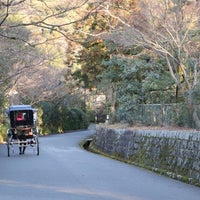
[0,128,200,200]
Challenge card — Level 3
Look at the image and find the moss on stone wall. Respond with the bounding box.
[92,125,200,187]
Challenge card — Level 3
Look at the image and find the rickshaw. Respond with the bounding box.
[6,105,39,156]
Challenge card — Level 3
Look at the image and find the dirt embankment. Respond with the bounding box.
[101,123,199,132]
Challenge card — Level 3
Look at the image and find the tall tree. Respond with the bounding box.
[71,0,200,128]
[71,0,141,110]
[103,0,200,128]
[0,0,105,105]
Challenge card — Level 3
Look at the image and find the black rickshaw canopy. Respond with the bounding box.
[7,105,37,128]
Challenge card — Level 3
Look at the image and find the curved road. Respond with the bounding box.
[0,127,200,200]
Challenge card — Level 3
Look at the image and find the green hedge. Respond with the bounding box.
[40,102,89,134]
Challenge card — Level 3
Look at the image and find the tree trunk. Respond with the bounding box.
[110,83,117,114]
[185,92,200,130]
[192,107,200,130]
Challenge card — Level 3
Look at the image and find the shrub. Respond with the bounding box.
[39,101,89,134]
[0,124,9,142]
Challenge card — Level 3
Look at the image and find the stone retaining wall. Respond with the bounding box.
[93,125,200,186]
